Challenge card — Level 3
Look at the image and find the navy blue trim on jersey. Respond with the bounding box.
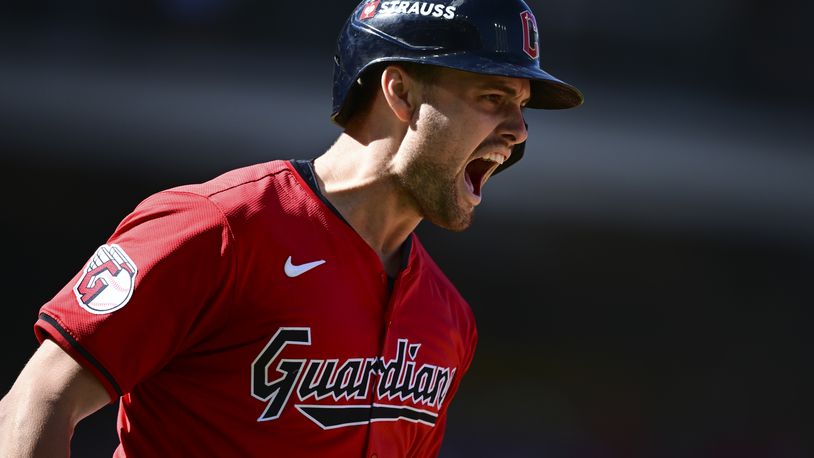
[399,234,412,271]
[290,159,413,278]
[297,404,437,429]
[290,159,351,227]
[38,312,123,397]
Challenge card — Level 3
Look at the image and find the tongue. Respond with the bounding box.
[464,171,476,195]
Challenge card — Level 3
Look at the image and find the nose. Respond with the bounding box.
[498,104,529,147]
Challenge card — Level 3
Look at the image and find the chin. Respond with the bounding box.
[407,168,476,231]
[427,208,475,232]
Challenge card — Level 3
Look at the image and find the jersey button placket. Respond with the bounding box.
[367,271,404,457]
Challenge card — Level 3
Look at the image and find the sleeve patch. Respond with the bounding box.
[73,244,138,314]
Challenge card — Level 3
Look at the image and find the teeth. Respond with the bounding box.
[482,152,506,165]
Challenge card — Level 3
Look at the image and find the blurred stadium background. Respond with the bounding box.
[1,0,812,456]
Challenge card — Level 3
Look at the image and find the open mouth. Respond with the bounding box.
[464,152,506,197]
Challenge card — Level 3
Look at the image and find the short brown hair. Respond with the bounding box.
[335,62,440,127]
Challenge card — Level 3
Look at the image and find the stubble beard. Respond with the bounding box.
[396,122,475,232]
[399,158,474,232]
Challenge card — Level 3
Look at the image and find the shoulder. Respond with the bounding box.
[142,160,313,223]
[169,160,300,206]
[113,161,310,242]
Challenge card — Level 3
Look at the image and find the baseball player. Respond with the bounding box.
[0,0,582,456]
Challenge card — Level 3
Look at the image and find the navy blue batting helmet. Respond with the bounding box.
[332,0,584,173]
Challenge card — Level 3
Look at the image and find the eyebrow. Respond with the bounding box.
[478,82,531,104]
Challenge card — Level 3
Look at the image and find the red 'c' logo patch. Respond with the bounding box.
[73,244,138,314]
[360,1,381,20]
[520,10,539,60]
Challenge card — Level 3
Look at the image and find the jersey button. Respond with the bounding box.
[371,454,378,458]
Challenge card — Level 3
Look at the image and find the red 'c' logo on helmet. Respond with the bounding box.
[520,10,539,60]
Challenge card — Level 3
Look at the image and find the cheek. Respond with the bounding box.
[416,103,494,161]
[451,103,499,137]
[412,108,458,154]
[455,114,497,152]
[416,104,451,135]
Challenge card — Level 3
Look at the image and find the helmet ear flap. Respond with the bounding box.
[333,63,387,127]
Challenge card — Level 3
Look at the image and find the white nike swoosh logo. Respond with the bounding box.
[284,256,326,278]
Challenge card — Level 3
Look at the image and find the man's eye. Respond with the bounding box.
[483,94,502,103]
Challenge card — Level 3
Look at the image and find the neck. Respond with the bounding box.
[313,133,420,277]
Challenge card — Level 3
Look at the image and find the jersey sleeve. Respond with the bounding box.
[34,190,235,401]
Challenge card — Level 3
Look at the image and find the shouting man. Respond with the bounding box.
[0,0,582,456]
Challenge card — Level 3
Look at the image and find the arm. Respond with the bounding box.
[0,339,111,458]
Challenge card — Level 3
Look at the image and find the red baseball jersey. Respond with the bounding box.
[35,160,478,457]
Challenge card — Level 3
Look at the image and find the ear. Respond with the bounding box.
[380,65,418,123]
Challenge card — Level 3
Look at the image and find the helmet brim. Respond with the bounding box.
[360,53,584,110]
